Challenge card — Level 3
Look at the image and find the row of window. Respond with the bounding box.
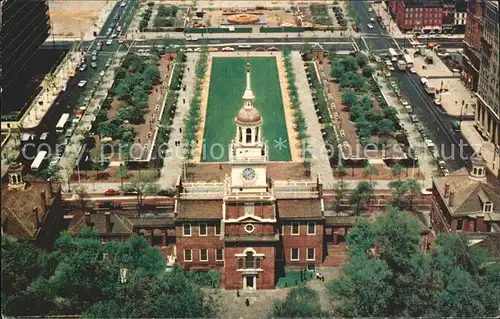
[405,7,441,12]
[184,248,224,262]
[183,223,220,236]
[290,248,316,261]
[404,19,441,25]
[405,13,441,18]
[182,222,318,236]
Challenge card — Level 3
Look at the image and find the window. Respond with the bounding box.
[184,249,192,262]
[291,248,299,261]
[307,248,315,261]
[291,222,300,235]
[199,223,207,236]
[255,127,259,142]
[245,252,255,268]
[484,202,493,212]
[215,223,221,235]
[216,249,224,261]
[307,222,316,235]
[199,249,208,261]
[246,128,252,143]
[456,219,463,231]
[183,224,191,236]
[238,258,244,269]
[281,224,284,235]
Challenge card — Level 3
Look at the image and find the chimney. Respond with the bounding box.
[85,212,92,226]
[47,181,53,198]
[449,191,455,207]
[444,183,450,198]
[40,190,47,213]
[105,212,112,233]
[33,207,40,229]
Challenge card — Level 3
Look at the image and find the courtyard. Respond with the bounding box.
[200,56,292,162]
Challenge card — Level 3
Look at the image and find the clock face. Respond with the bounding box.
[242,168,257,181]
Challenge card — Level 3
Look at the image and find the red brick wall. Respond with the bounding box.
[395,0,443,30]
[225,223,275,236]
[175,223,223,269]
[225,203,274,219]
[281,221,323,268]
[224,245,276,289]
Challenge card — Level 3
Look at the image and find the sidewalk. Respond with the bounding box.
[371,2,406,39]
[135,30,354,40]
[290,51,335,187]
[461,121,500,177]
[159,54,199,189]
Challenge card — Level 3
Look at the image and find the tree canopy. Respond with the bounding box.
[328,207,500,317]
[271,286,328,318]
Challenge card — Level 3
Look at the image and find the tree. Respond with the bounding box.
[391,163,403,180]
[341,91,357,107]
[337,164,348,181]
[362,65,374,76]
[271,286,328,318]
[90,148,106,180]
[329,208,500,317]
[363,163,379,181]
[377,118,394,135]
[127,171,159,217]
[348,181,375,215]
[334,180,349,212]
[74,185,91,213]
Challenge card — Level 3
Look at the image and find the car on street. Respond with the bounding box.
[78,80,87,87]
[442,169,450,176]
[105,60,111,67]
[79,64,87,71]
[368,7,373,12]
[222,47,234,51]
[237,45,252,49]
[158,189,176,197]
[388,66,395,71]
[119,37,125,44]
[367,23,374,29]
[112,33,118,38]
[410,115,419,123]
[370,17,375,22]
[92,50,97,56]
[104,189,121,196]
[208,47,218,52]
[97,45,102,51]
[186,36,199,41]
[117,25,122,32]
[267,47,279,51]
[97,41,103,46]
[194,48,201,52]
[410,67,417,73]
[121,1,127,7]
[91,62,97,68]
[106,39,113,45]
[255,47,266,51]
[91,55,97,61]
[434,99,442,106]
[186,48,193,52]
[100,71,105,77]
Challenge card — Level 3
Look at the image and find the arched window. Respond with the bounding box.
[239,127,243,142]
[255,127,259,142]
[246,128,252,143]
[245,252,254,269]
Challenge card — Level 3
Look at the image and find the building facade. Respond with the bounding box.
[431,155,500,233]
[393,0,444,33]
[0,0,51,122]
[462,0,485,92]
[475,0,499,149]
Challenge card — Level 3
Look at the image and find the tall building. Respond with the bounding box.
[462,0,485,92]
[0,0,51,121]
[393,0,444,33]
[475,0,499,148]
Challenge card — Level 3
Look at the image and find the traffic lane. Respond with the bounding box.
[99,2,121,36]
[393,71,473,171]
[351,1,395,50]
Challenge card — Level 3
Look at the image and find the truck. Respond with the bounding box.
[424,83,436,96]
[397,60,407,71]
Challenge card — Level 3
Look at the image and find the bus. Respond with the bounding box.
[56,113,70,133]
[451,120,461,132]
[403,54,414,68]
[31,150,47,172]
[388,48,398,60]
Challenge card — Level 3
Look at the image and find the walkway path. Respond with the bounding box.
[290,51,335,187]
[159,54,200,189]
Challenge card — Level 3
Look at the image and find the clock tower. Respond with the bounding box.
[230,62,268,193]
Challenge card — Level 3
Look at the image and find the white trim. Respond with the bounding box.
[307,248,315,261]
[307,222,316,235]
[183,223,192,236]
[215,248,224,261]
[291,222,300,235]
[244,223,255,233]
[291,248,299,261]
[235,247,265,257]
[225,215,276,223]
[199,223,208,236]
[199,249,208,262]
[184,249,192,262]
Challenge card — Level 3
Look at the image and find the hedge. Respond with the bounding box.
[184,27,252,34]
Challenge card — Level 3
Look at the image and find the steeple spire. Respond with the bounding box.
[242,61,255,109]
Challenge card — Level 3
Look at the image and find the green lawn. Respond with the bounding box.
[202,57,291,162]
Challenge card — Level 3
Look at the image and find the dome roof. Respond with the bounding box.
[236,107,261,124]
[471,154,486,167]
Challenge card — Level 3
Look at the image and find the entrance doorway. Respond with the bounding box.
[244,275,255,289]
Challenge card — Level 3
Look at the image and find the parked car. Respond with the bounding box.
[117,25,122,32]
[255,47,266,51]
[118,37,125,44]
[221,47,234,51]
[267,47,279,51]
[208,47,218,52]
[186,48,193,52]
[91,55,97,61]
[158,189,176,197]
[104,189,120,196]
[367,23,374,29]
[194,48,202,52]
[91,62,97,68]
[79,64,87,71]
[105,60,111,67]
[78,80,87,87]
[106,39,112,45]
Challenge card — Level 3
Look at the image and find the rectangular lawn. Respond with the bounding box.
[202,57,291,162]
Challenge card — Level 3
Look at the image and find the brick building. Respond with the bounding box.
[431,155,500,233]
[462,0,486,91]
[392,0,444,33]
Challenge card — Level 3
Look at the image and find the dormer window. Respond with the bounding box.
[484,202,493,212]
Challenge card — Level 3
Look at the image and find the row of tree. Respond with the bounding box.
[1,229,219,317]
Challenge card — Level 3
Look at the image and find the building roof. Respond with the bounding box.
[176,200,223,220]
[277,199,323,219]
[224,234,280,242]
[325,216,357,226]
[67,213,133,235]
[403,0,443,8]
[236,107,262,124]
[1,182,54,239]
[129,216,175,228]
[433,168,500,217]
[469,233,500,260]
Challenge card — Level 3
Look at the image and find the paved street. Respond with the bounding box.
[160,54,199,189]
[290,51,335,187]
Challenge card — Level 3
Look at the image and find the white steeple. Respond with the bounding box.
[242,62,255,109]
